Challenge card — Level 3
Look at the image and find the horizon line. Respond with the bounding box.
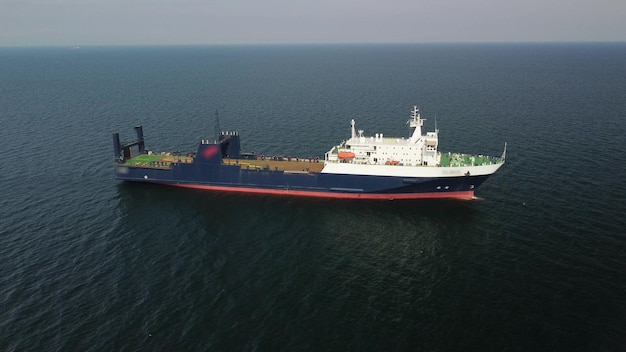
[1,40,626,48]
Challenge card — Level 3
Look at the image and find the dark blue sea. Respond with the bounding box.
[1,43,625,351]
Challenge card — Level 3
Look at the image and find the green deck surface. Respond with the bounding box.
[439,153,497,167]
[124,153,193,168]
[125,154,164,165]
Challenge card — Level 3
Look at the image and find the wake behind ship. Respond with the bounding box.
[113,106,506,200]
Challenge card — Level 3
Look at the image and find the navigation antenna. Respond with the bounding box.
[214,109,221,141]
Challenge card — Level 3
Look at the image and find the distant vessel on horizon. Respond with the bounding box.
[113,106,506,200]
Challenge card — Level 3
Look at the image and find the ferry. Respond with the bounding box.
[113,106,506,200]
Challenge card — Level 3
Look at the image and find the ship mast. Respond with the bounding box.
[351,119,356,139]
[408,105,424,143]
[214,109,221,141]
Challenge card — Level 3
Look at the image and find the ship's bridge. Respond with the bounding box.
[326,107,440,166]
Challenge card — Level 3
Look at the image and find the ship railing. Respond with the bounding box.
[324,154,504,167]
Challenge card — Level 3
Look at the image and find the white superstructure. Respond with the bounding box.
[322,105,506,177]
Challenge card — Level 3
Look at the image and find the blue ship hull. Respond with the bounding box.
[115,162,489,200]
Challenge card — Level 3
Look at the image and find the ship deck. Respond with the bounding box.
[122,152,501,171]
[439,153,500,167]
[123,153,193,168]
[122,153,325,172]
[223,158,325,173]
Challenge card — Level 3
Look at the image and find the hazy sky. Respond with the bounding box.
[2,0,625,46]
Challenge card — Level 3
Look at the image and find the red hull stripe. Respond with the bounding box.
[164,183,476,200]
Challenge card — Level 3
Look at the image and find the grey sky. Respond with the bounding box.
[1,0,625,46]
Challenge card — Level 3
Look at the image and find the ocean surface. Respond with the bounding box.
[1,43,625,351]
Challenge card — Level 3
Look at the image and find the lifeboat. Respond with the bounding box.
[338,151,355,159]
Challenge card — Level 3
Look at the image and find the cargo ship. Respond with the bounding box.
[113,106,506,200]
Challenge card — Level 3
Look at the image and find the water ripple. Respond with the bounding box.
[1,44,626,351]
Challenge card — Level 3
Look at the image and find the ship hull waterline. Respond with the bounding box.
[167,183,476,200]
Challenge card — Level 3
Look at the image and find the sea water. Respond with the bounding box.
[1,43,625,351]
